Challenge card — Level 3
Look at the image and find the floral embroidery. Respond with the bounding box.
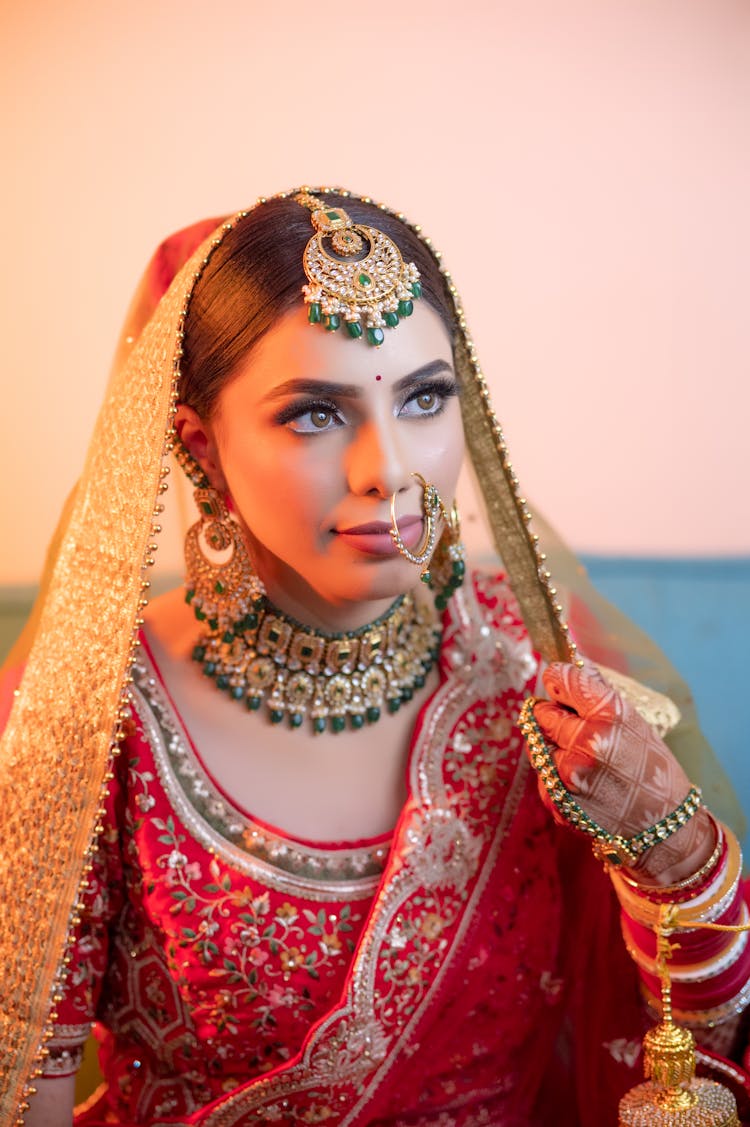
[139,811,365,1043]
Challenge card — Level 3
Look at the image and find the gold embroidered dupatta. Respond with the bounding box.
[0,189,743,1124]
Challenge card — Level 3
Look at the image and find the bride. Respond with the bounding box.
[3,188,748,1126]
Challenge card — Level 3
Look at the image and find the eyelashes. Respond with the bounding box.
[400,377,459,417]
[273,398,341,430]
[273,377,460,435]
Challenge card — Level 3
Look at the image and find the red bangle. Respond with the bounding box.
[623,883,745,964]
[641,936,750,1010]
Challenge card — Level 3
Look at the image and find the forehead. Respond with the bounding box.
[222,302,454,403]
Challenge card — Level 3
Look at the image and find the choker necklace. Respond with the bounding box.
[189,592,441,734]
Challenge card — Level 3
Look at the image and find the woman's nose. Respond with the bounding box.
[345,417,412,499]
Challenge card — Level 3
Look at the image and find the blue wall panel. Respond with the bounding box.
[582,556,749,855]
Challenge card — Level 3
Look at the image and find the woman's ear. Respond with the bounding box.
[174,404,228,493]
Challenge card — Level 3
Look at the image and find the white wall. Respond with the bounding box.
[2,0,749,583]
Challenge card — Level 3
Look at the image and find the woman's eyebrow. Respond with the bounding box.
[392,359,455,393]
[263,360,455,403]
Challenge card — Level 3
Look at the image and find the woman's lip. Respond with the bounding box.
[335,516,423,557]
[337,516,421,535]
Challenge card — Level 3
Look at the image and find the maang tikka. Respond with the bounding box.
[295,191,422,345]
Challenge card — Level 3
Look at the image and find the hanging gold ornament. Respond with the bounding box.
[618,905,740,1127]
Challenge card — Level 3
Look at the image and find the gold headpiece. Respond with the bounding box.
[295,190,422,345]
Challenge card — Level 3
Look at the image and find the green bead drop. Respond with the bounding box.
[289,713,304,729]
[192,645,206,662]
[384,311,399,328]
[350,714,365,730]
[367,327,385,346]
[231,686,244,700]
[308,302,322,324]
[398,299,414,318]
[216,675,229,690]
[313,717,326,733]
[247,696,262,711]
[366,706,381,723]
[387,698,401,714]
[411,281,422,299]
[326,314,341,332]
[331,716,346,733]
[346,321,363,339]
[270,709,284,725]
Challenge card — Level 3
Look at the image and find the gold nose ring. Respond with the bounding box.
[389,472,443,571]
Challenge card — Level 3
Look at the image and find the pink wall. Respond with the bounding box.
[1,0,749,583]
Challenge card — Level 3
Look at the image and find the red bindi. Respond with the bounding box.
[375,374,382,381]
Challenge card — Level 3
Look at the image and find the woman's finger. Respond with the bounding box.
[542,661,623,724]
[533,699,599,760]
[528,702,594,793]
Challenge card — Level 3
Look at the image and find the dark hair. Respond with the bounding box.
[179,193,455,418]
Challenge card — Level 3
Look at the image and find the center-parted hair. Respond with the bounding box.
[179,194,456,418]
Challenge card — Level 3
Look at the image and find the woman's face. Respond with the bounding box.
[183,302,464,630]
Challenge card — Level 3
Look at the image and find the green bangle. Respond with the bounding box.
[518,697,702,868]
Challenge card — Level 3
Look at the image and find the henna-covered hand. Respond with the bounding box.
[529,661,715,884]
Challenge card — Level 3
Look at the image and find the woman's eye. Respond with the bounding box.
[285,404,342,434]
[399,382,456,418]
[310,408,334,429]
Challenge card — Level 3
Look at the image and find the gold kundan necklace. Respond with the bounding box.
[190,592,441,735]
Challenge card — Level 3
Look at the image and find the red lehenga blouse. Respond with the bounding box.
[42,573,750,1126]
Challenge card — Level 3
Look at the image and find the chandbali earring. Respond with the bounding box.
[390,473,466,609]
[184,487,266,635]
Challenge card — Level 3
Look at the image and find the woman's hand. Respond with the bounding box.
[529,661,715,884]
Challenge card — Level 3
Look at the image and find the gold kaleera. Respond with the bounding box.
[618,904,742,1126]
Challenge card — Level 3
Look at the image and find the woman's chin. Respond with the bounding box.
[334,559,425,605]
